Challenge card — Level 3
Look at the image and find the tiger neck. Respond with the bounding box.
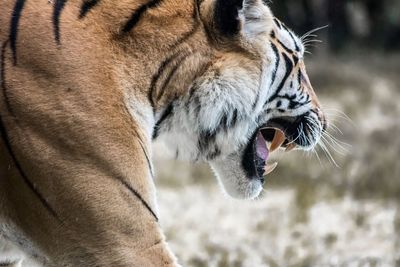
[120,47,213,141]
[101,0,212,139]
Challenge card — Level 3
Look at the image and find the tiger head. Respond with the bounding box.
[152,0,327,199]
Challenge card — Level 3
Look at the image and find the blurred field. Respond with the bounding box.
[153,53,400,267]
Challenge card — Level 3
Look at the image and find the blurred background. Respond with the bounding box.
[154,1,400,266]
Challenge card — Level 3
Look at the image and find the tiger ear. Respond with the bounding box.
[200,0,273,40]
[200,0,244,38]
[213,0,244,37]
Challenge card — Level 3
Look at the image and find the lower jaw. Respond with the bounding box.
[209,156,264,200]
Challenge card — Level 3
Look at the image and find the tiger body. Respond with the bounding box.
[0,0,326,266]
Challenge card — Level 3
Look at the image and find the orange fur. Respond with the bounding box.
[0,0,325,266]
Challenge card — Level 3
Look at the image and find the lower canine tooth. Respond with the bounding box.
[264,162,278,176]
[269,129,286,153]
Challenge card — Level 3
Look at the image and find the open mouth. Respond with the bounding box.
[242,113,323,181]
[242,126,297,180]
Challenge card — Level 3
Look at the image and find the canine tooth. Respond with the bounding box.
[269,129,286,152]
[285,143,296,152]
[263,162,278,176]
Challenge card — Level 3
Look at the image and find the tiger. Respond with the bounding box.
[0,0,327,266]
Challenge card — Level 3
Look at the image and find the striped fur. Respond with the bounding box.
[0,0,326,266]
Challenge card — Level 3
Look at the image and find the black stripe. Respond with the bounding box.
[1,41,15,117]
[207,146,221,160]
[270,43,280,87]
[282,24,301,52]
[273,18,282,29]
[278,94,311,109]
[292,55,299,66]
[169,16,200,53]
[119,179,158,221]
[79,0,100,19]
[148,51,182,108]
[170,0,201,47]
[289,99,311,109]
[132,139,157,218]
[267,53,293,103]
[231,109,238,126]
[198,130,217,154]
[9,0,26,65]
[147,2,199,109]
[191,94,201,118]
[287,30,300,52]
[0,41,60,221]
[152,103,174,139]
[188,80,199,101]
[122,105,155,180]
[0,116,60,220]
[119,108,157,220]
[138,139,154,179]
[53,0,68,44]
[154,4,201,102]
[218,108,238,131]
[297,69,302,87]
[282,94,297,101]
[156,52,191,102]
[277,39,294,54]
[122,0,164,33]
[261,43,280,109]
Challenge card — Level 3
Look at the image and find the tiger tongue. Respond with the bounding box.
[255,131,269,161]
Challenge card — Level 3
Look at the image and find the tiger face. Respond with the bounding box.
[153,0,327,199]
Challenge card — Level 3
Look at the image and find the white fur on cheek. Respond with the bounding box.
[155,59,265,199]
[158,60,262,161]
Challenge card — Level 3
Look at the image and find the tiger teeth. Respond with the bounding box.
[263,162,278,176]
[285,143,297,152]
[269,129,286,153]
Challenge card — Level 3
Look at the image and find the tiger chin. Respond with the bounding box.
[0,0,327,266]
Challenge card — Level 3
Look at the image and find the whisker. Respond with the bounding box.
[321,135,348,155]
[301,34,318,42]
[312,148,324,168]
[306,113,351,156]
[324,112,353,121]
[328,122,344,135]
[302,114,345,167]
[304,44,319,49]
[324,131,351,149]
[303,39,323,45]
[318,141,339,167]
[301,25,330,41]
[323,108,354,124]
